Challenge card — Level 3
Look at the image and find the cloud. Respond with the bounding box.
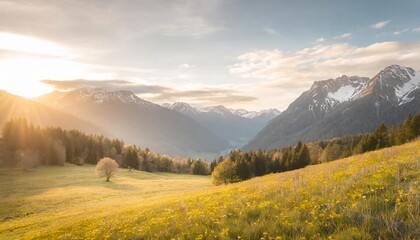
[41,79,169,94]
[263,27,280,36]
[179,64,191,69]
[41,79,256,106]
[412,27,420,33]
[0,0,223,40]
[314,38,326,43]
[393,29,409,35]
[230,41,420,90]
[153,88,257,104]
[334,33,352,39]
[371,20,391,29]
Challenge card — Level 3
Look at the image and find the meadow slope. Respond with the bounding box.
[1,141,420,239]
[0,166,212,239]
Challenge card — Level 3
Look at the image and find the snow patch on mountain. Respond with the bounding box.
[328,85,358,102]
[395,71,420,104]
[306,75,370,113]
[327,82,367,103]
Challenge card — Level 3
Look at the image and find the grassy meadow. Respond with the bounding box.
[1,141,420,239]
[0,165,212,239]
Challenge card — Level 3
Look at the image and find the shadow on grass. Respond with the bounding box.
[99,181,138,190]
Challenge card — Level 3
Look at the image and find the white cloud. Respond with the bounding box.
[334,33,352,39]
[263,27,280,36]
[393,29,409,35]
[0,0,223,39]
[230,41,420,90]
[314,38,326,43]
[412,27,420,32]
[371,20,391,29]
[179,63,191,69]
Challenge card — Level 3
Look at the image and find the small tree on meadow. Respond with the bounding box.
[191,159,209,175]
[211,160,238,185]
[95,157,119,182]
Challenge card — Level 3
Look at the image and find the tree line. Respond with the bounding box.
[307,114,420,163]
[211,113,420,185]
[211,141,310,185]
[1,118,210,175]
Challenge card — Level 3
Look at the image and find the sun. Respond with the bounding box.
[0,32,115,98]
[0,32,76,98]
[0,56,54,98]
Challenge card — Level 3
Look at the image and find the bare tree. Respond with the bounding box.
[95,157,119,182]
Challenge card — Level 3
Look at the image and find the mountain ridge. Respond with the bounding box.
[0,90,108,137]
[163,102,280,120]
[243,64,420,151]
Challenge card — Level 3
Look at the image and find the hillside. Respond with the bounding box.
[0,90,107,137]
[244,65,420,150]
[1,141,419,239]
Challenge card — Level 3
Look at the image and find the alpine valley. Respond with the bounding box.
[162,102,280,149]
[36,88,279,158]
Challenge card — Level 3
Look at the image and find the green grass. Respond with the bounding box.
[1,141,420,239]
[0,165,212,239]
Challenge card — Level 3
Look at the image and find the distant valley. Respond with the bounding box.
[162,102,280,150]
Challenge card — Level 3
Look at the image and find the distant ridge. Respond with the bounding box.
[0,90,107,136]
[163,102,280,148]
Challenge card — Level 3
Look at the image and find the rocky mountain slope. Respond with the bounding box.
[243,65,420,150]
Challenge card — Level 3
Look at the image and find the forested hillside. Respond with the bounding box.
[1,118,209,175]
[211,113,420,184]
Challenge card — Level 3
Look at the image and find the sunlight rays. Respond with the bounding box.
[0,32,74,57]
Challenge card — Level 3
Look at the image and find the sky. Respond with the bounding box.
[0,0,419,111]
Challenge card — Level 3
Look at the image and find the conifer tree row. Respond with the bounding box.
[211,113,420,185]
[1,118,209,174]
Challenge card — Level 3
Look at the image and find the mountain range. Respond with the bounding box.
[37,88,229,158]
[162,102,280,148]
[1,64,418,159]
[244,65,420,150]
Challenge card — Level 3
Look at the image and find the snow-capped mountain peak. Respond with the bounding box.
[210,105,233,116]
[244,64,420,152]
[162,102,280,119]
[303,75,370,113]
[47,88,155,108]
[395,71,420,104]
[366,65,419,105]
[168,102,199,115]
